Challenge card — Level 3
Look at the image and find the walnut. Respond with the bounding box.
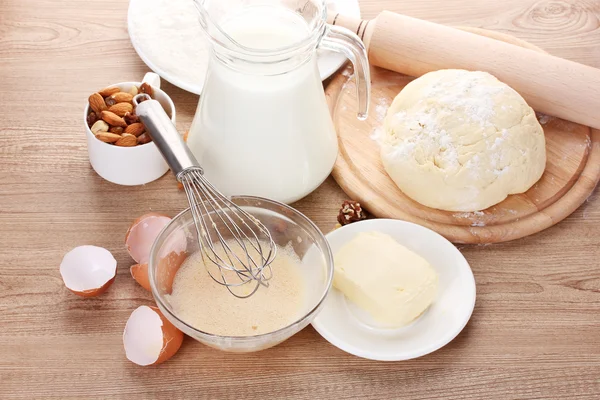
[123,112,139,125]
[337,200,367,226]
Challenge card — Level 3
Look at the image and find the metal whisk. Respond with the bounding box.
[134,94,276,298]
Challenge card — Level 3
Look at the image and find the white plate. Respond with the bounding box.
[127,0,361,95]
[311,219,476,361]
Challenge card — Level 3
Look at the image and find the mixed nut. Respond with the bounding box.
[87,83,155,146]
[337,200,368,226]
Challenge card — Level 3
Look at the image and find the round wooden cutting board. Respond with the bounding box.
[326,28,600,244]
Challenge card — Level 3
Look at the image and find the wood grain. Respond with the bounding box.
[327,29,600,243]
[330,11,600,130]
[0,0,599,399]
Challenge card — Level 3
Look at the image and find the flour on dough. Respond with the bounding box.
[379,69,546,212]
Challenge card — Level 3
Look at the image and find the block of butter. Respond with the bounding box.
[333,231,438,328]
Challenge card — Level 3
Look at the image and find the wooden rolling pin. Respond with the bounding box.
[328,11,600,131]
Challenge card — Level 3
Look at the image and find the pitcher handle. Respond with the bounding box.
[320,25,371,120]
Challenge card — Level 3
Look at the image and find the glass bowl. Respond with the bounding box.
[148,196,334,352]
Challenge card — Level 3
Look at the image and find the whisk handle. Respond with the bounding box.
[135,97,200,178]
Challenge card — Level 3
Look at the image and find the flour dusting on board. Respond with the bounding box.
[374,96,390,121]
[536,112,554,125]
[370,96,390,142]
[581,190,599,220]
[454,210,486,226]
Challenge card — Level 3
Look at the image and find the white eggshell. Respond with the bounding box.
[123,305,184,366]
[60,245,117,296]
[123,306,165,366]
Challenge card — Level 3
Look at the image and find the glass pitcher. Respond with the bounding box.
[189,0,370,204]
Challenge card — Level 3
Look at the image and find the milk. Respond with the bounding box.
[187,6,338,204]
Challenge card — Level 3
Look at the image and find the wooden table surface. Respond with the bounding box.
[1,0,599,398]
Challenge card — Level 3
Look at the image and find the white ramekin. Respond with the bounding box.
[84,72,174,186]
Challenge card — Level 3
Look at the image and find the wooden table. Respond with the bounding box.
[1,0,599,398]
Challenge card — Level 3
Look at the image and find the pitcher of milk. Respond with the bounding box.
[189,0,370,203]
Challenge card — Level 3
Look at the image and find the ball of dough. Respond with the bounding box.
[380,69,546,212]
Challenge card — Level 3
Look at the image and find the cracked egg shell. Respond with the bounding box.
[130,248,188,294]
[155,250,187,294]
[59,245,117,297]
[123,305,184,366]
[125,212,171,264]
[130,263,150,291]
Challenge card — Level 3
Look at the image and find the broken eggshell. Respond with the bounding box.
[126,212,188,291]
[130,248,187,294]
[155,250,188,294]
[130,263,151,291]
[123,305,184,366]
[59,245,117,297]
[125,212,171,264]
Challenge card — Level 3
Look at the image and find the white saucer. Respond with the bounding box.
[127,0,361,95]
[311,219,476,361]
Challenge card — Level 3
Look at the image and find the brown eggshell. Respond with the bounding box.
[68,276,115,298]
[156,251,188,294]
[130,251,187,293]
[130,264,150,291]
[151,306,184,365]
[125,212,171,264]
[123,305,184,366]
[60,245,117,297]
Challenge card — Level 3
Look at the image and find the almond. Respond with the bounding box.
[90,120,109,134]
[124,122,145,137]
[137,133,151,145]
[88,93,107,114]
[98,86,120,97]
[108,102,133,117]
[116,133,137,147]
[129,86,139,96]
[109,92,133,103]
[95,131,121,143]
[101,111,127,127]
